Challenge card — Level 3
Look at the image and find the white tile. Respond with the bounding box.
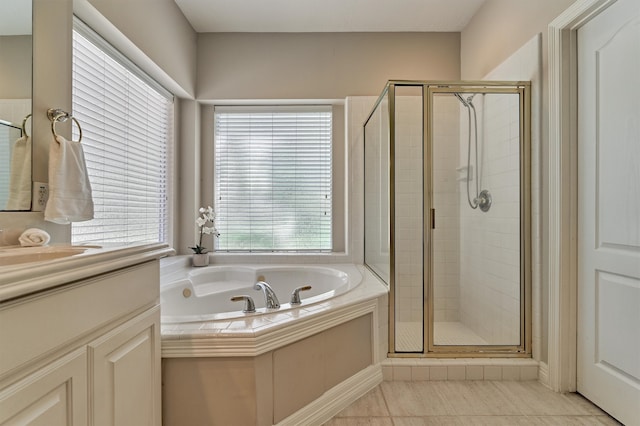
[430,366,447,380]
[484,366,502,380]
[382,365,393,381]
[393,365,412,381]
[520,365,539,381]
[411,366,430,381]
[466,365,484,380]
[501,366,521,381]
[447,365,466,380]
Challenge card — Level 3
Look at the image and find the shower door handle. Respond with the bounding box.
[431,208,436,229]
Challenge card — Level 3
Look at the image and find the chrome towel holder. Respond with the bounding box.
[47,108,83,143]
[21,113,31,138]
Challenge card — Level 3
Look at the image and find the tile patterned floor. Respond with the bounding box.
[324,381,621,425]
[433,322,489,346]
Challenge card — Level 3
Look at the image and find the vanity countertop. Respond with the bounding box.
[0,243,175,302]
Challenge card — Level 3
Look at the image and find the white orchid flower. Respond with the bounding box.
[191,206,220,254]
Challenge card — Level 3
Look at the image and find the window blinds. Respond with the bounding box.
[71,20,173,245]
[214,106,332,252]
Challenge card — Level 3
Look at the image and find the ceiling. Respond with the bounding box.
[174,0,487,33]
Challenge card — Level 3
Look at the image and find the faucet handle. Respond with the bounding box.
[290,285,312,305]
[231,295,256,313]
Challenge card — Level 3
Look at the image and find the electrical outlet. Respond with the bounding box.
[32,182,49,211]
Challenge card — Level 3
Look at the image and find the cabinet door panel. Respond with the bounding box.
[0,348,87,426]
[90,306,160,426]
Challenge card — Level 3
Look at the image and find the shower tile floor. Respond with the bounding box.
[396,321,488,351]
[323,381,621,425]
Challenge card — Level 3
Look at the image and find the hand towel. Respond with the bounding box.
[19,228,51,247]
[44,135,94,224]
[5,135,32,210]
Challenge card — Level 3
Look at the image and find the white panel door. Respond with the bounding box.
[577,0,640,425]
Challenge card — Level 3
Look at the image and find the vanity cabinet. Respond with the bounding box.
[90,306,159,426]
[0,259,162,426]
[0,347,88,425]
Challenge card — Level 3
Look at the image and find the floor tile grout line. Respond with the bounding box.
[326,381,618,425]
[378,384,393,418]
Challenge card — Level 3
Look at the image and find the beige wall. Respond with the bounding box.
[197,32,461,100]
[0,36,32,99]
[461,0,577,364]
[80,0,197,98]
[461,0,575,80]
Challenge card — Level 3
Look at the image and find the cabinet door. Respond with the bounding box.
[90,306,160,426]
[0,348,87,426]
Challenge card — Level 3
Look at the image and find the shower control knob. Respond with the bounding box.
[477,190,492,212]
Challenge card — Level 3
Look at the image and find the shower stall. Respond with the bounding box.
[364,81,531,357]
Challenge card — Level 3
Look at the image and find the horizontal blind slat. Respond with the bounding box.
[71,26,173,246]
[214,107,332,252]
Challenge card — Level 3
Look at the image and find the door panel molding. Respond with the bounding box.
[546,0,618,393]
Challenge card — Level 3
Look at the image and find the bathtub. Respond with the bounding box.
[160,258,388,425]
[160,262,363,323]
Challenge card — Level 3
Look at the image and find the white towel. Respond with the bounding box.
[44,135,94,224]
[5,135,32,210]
[19,228,51,247]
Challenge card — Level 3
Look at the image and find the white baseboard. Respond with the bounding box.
[277,364,382,426]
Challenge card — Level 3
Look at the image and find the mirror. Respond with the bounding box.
[0,0,32,210]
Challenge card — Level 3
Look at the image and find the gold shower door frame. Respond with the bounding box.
[377,80,532,358]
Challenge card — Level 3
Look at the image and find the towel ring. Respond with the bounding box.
[51,114,82,143]
[21,114,32,138]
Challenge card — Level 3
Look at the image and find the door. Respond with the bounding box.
[577,0,640,424]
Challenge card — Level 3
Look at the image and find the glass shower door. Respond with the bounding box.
[429,87,528,351]
[392,85,425,353]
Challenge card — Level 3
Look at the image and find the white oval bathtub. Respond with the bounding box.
[160,263,363,323]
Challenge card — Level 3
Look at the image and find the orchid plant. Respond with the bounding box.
[190,206,220,254]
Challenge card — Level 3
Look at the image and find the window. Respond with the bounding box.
[71,19,173,245]
[214,106,332,252]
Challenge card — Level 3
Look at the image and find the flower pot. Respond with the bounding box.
[192,253,209,267]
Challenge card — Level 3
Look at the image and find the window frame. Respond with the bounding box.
[213,105,333,253]
[200,103,346,258]
[70,17,175,246]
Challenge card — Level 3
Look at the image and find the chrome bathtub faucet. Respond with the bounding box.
[230,295,256,313]
[254,280,280,309]
[290,285,312,305]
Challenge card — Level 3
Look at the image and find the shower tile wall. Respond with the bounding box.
[347,95,390,360]
[394,95,460,325]
[360,96,390,282]
[432,96,461,323]
[485,34,541,359]
[346,95,379,262]
[458,94,521,345]
[394,96,424,324]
